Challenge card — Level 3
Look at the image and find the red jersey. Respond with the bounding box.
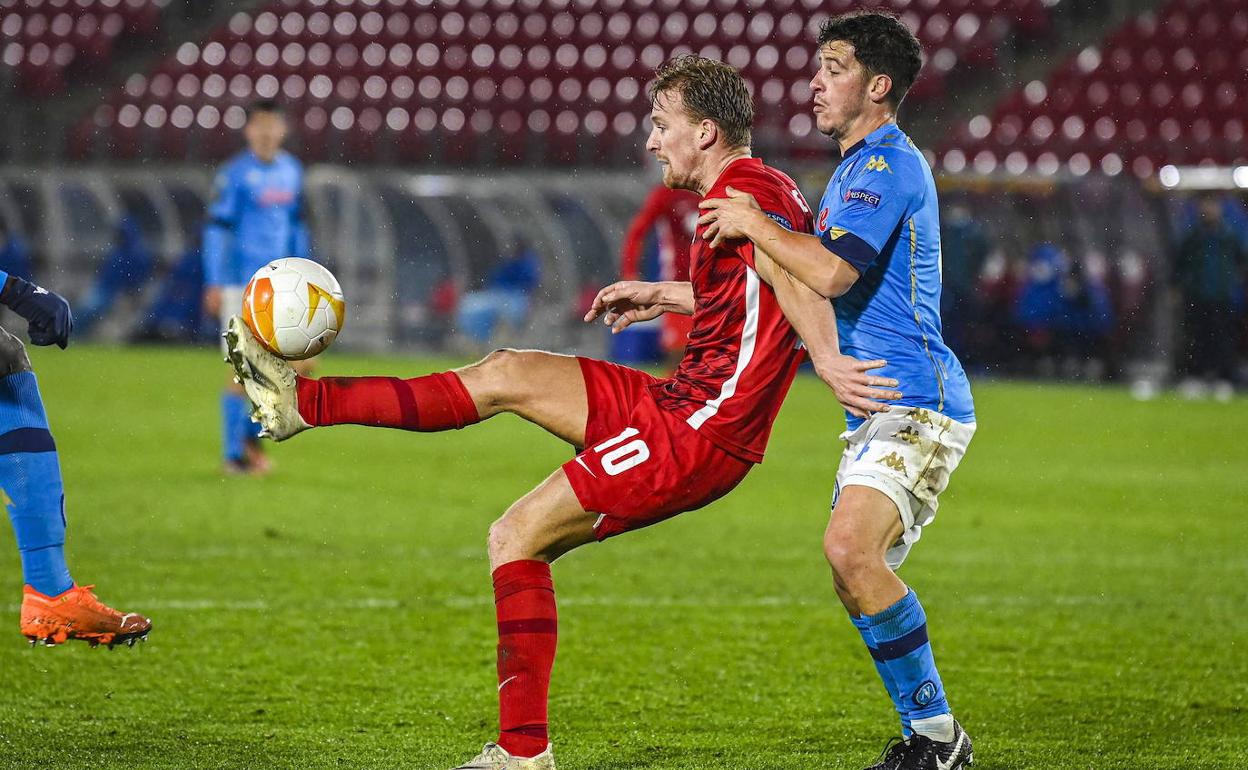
[619,185,701,281]
[649,158,815,463]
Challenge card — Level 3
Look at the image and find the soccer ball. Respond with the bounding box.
[241,258,345,360]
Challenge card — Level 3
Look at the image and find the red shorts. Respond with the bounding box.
[563,357,754,540]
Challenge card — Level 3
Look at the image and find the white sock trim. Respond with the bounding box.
[911,713,955,743]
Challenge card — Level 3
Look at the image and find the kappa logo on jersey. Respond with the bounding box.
[865,154,893,173]
[763,211,793,230]
[845,189,882,208]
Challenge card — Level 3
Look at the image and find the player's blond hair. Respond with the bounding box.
[648,55,753,150]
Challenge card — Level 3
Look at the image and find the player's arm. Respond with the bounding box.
[202,167,240,313]
[753,251,900,418]
[619,187,667,280]
[583,280,693,333]
[289,176,311,259]
[698,187,862,299]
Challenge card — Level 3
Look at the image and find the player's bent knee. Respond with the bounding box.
[0,327,32,376]
[487,508,544,564]
[823,526,878,585]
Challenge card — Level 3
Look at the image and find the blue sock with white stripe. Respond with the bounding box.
[864,589,954,740]
[222,392,248,462]
[0,372,73,596]
[851,614,912,735]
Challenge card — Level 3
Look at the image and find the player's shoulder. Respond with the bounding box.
[853,132,928,183]
[277,150,304,171]
[714,158,798,206]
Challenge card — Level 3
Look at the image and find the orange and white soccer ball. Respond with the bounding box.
[241,258,345,360]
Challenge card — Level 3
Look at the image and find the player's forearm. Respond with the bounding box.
[758,256,841,367]
[743,216,858,299]
[659,281,695,315]
[201,225,231,286]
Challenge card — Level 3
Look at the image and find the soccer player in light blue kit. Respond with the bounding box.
[699,11,977,770]
[202,99,310,475]
[0,273,151,646]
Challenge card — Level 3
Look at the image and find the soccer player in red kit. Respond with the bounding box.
[618,184,700,358]
[226,56,899,770]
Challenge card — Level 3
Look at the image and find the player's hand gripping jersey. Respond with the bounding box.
[816,125,975,430]
[202,149,309,287]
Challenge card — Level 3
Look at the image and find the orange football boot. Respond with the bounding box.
[20,584,151,648]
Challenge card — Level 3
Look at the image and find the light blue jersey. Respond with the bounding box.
[816,124,974,430]
[202,149,309,287]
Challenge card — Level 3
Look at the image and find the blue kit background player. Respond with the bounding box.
[0,271,151,646]
[699,11,977,770]
[202,99,310,475]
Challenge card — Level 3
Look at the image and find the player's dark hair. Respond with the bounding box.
[817,11,923,110]
[246,99,284,118]
[648,55,753,150]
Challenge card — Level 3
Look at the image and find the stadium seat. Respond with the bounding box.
[62,0,1053,163]
[943,0,1248,171]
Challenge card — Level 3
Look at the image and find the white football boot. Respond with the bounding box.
[451,743,555,770]
[223,315,310,442]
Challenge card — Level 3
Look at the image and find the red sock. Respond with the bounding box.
[295,372,479,431]
[492,560,557,758]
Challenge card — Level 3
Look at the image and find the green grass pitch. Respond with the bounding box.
[0,344,1244,769]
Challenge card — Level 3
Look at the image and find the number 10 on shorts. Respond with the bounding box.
[592,427,651,476]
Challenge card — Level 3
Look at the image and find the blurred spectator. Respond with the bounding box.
[939,203,991,363]
[76,216,155,335]
[134,246,206,343]
[455,238,541,347]
[0,221,34,282]
[1172,194,1247,401]
[619,184,700,362]
[1015,243,1066,373]
[1060,252,1115,379]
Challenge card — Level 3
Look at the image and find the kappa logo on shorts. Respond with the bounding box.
[877,452,908,474]
[892,426,923,447]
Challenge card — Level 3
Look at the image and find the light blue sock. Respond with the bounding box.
[864,589,951,730]
[852,614,912,735]
[222,392,248,462]
[0,372,73,596]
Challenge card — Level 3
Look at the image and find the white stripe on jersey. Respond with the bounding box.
[687,266,760,430]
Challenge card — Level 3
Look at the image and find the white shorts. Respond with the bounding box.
[833,406,976,569]
[218,285,243,355]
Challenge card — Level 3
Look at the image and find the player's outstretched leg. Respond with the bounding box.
[825,486,972,770]
[226,316,589,446]
[0,327,151,647]
[450,469,597,770]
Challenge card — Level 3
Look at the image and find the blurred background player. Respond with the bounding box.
[202,98,311,475]
[0,271,151,647]
[1172,193,1246,401]
[618,179,700,364]
[700,11,976,770]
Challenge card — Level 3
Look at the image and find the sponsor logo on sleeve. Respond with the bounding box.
[817,207,829,231]
[763,211,793,230]
[844,189,882,208]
